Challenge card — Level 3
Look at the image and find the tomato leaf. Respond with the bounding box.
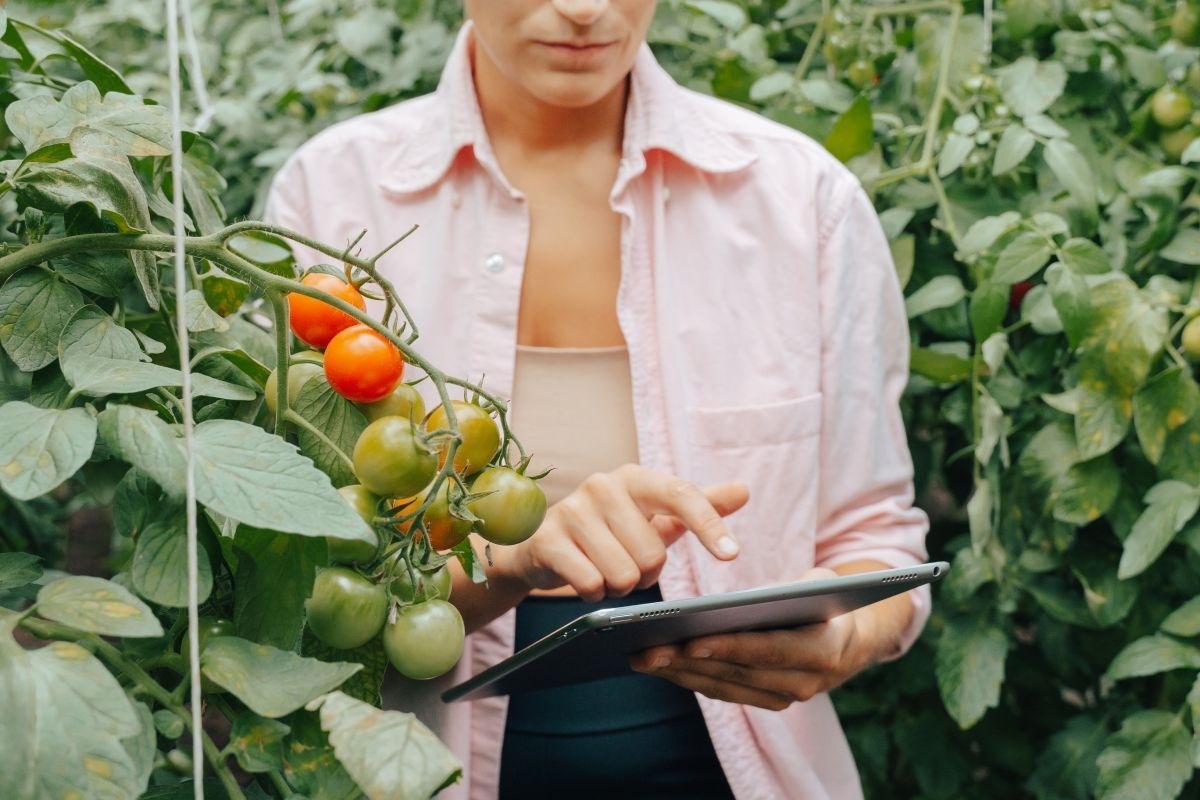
[0,553,42,592]
[0,268,86,372]
[1118,481,1200,579]
[308,691,464,800]
[1096,710,1191,800]
[1045,261,1091,349]
[1159,229,1200,266]
[1026,714,1106,800]
[905,274,966,318]
[98,405,187,496]
[0,611,147,800]
[1106,634,1200,681]
[1160,596,1200,637]
[992,123,1035,175]
[233,527,323,650]
[63,354,255,400]
[293,375,368,489]
[992,232,1053,285]
[302,627,388,707]
[58,305,146,363]
[935,615,1008,729]
[0,402,97,501]
[184,289,230,333]
[1059,238,1111,274]
[996,56,1067,117]
[4,81,164,155]
[1043,139,1097,216]
[225,712,291,774]
[1133,368,1200,466]
[130,515,213,607]
[1052,455,1119,525]
[201,637,361,718]
[909,346,973,384]
[824,95,873,164]
[36,575,163,637]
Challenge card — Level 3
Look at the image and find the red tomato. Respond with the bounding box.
[324,324,404,403]
[288,272,366,348]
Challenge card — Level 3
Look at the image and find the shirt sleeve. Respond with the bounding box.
[814,179,931,659]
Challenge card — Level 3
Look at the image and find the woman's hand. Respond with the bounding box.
[630,564,915,711]
[490,465,749,602]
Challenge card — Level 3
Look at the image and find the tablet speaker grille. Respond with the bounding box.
[880,572,919,584]
[638,608,681,619]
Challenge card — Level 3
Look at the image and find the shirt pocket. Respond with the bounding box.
[684,393,822,588]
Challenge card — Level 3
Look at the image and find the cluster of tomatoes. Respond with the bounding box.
[275,268,547,680]
[1149,64,1200,163]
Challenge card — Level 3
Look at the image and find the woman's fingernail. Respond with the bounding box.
[651,656,670,669]
[692,648,711,659]
[717,536,740,557]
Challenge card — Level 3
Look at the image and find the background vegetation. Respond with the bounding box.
[4,0,1200,797]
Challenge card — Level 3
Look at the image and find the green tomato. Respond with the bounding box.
[425,400,501,477]
[1183,318,1200,360]
[822,32,856,69]
[846,59,877,89]
[1172,1,1200,45]
[305,567,389,649]
[264,351,324,415]
[383,599,465,680]
[468,467,547,546]
[1160,126,1198,162]
[329,485,381,564]
[1152,87,1193,131]
[387,557,454,602]
[352,416,439,498]
[363,383,426,424]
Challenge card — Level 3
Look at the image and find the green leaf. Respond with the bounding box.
[293,375,368,488]
[909,346,973,384]
[52,251,134,297]
[1044,139,1098,215]
[0,553,42,591]
[824,95,873,164]
[1072,549,1139,628]
[1160,229,1200,266]
[63,355,255,401]
[905,275,966,318]
[58,305,146,364]
[1045,262,1091,349]
[36,575,163,637]
[996,57,1067,118]
[0,402,97,501]
[131,515,213,607]
[1074,361,1132,460]
[200,264,250,318]
[1096,710,1191,800]
[749,71,792,101]
[153,708,185,739]
[935,615,1007,729]
[1134,368,1200,465]
[124,700,156,797]
[960,211,1022,256]
[308,691,463,800]
[1005,0,1054,39]
[201,638,361,718]
[1053,455,1119,525]
[797,78,855,113]
[937,131,974,177]
[11,147,153,234]
[970,281,1009,342]
[1182,138,1200,165]
[226,712,291,773]
[0,269,85,372]
[1059,238,1111,274]
[1082,277,1167,393]
[233,528,324,651]
[889,234,915,290]
[1106,634,1200,681]
[192,420,375,543]
[4,81,164,155]
[684,0,747,29]
[1026,714,1106,800]
[992,232,1053,284]
[0,613,145,800]
[993,124,1036,175]
[98,405,186,495]
[279,710,362,799]
[1160,415,1200,485]
[1118,481,1200,579]
[184,290,230,333]
[1161,597,1200,637]
[302,628,389,707]
[226,232,295,278]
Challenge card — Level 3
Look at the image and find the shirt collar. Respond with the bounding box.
[379,21,757,195]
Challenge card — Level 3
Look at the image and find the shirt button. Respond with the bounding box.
[485,253,505,273]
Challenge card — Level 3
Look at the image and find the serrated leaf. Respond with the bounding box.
[824,95,874,164]
[993,124,1035,175]
[131,516,212,607]
[98,405,186,495]
[0,402,97,500]
[684,0,746,29]
[294,376,368,488]
[1074,362,1131,460]
[1026,714,1106,800]
[1045,261,1090,348]
[302,627,388,707]
[225,712,290,773]
[4,81,165,155]
[58,305,146,363]
[1118,481,1200,579]
[960,212,1022,256]
[1059,238,1111,274]
[0,613,145,800]
[749,71,792,101]
[993,232,1053,284]
[1044,139,1097,215]
[937,131,974,177]
[1072,549,1139,628]
[0,553,42,591]
[11,147,153,234]
[1162,597,1200,637]
[996,57,1067,117]
[153,708,184,739]
[184,289,229,333]
[308,691,463,800]
[56,252,136,298]
[37,575,163,637]
[1053,455,1119,525]
[970,281,1009,342]
[233,527,323,651]
[1096,710,1190,800]
[63,355,255,401]
[1134,368,1200,465]
[0,269,85,372]
[201,638,361,718]
[1106,634,1200,681]
[192,420,374,543]
[905,275,966,318]
[935,616,1007,729]
[1160,229,1200,265]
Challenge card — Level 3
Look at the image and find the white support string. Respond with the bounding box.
[178,0,215,131]
[163,0,204,795]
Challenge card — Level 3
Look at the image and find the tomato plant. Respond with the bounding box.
[263,351,323,415]
[352,416,440,498]
[364,381,427,424]
[288,271,367,348]
[331,484,382,563]
[382,599,465,681]
[394,480,473,551]
[324,323,405,402]
[425,399,501,476]
[468,467,548,546]
[387,557,454,602]
[304,567,390,649]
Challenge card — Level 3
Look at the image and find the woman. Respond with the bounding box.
[265,2,931,797]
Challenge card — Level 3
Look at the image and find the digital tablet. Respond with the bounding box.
[442,561,948,703]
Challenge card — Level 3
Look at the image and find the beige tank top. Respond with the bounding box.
[509,345,640,507]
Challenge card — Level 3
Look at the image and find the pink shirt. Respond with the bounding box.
[266,22,930,800]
